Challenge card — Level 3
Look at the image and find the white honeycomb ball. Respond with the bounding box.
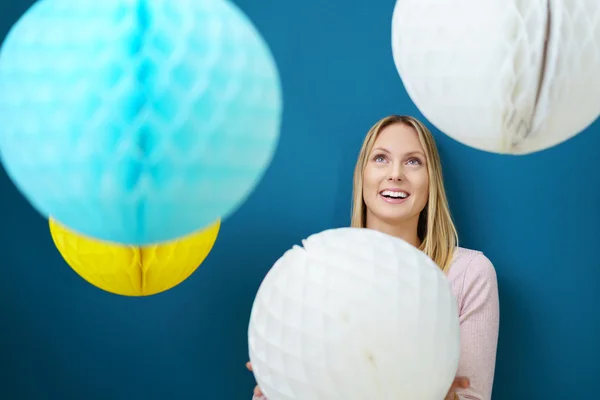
[247,228,460,400]
[391,0,600,155]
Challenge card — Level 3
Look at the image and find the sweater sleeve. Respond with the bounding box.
[454,253,500,400]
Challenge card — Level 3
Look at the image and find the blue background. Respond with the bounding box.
[1,0,599,399]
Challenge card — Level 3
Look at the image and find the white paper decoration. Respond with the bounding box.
[391,0,600,155]
[247,228,460,400]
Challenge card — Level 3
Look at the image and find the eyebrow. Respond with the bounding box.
[372,147,425,157]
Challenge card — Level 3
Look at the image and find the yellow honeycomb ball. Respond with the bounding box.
[49,218,220,296]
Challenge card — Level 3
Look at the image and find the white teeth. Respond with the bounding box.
[381,190,408,198]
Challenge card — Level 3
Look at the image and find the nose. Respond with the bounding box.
[387,162,403,181]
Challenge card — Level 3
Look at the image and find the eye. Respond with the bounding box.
[373,154,387,163]
[406,157,422,165]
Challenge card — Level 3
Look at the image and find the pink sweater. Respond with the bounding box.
[252,246,500,400]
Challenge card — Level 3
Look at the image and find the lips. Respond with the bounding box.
[378,189,410,205]
[379,189,410,199]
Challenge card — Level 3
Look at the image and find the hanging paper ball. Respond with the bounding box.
[391,0,600,155]
[49,217,220,296]
[248,228,460,400]
[0,0,282,245]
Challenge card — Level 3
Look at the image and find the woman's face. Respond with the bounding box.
[362,123,430,228]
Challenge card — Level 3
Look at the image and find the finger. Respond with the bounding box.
[246,361,253,371]
[451,376,470,389]
[254,385,263,396]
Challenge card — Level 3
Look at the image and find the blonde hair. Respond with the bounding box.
[350,115,458,273]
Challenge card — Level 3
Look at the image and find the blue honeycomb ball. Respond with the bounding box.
[0,0,282,245]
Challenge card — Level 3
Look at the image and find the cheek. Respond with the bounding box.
[362,168,379,192]
[412,173,429,199]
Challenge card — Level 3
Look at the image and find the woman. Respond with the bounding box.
[247,115,500,400]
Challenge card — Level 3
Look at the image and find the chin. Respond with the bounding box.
[366,198,420,225]
[372,211,414,225]
[375,205,421,223]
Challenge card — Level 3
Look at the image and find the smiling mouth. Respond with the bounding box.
[379,190,409,200]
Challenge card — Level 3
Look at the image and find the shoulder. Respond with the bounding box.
[447,246,499,312]
[448,246,497,283]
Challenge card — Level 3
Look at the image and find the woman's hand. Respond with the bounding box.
[444,376,470,400]
[246,361,264,398]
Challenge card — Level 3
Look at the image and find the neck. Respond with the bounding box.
[365,214,421,248]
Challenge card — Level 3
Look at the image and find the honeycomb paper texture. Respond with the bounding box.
[248,228,460,400]
[0,0,282,245]
[392,0,600,155]
[49,217,220,296]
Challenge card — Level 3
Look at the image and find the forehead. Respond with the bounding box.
[372,123,424,154]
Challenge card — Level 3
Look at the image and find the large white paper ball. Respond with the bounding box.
[391,0,600,155]
[247,228,460,400]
